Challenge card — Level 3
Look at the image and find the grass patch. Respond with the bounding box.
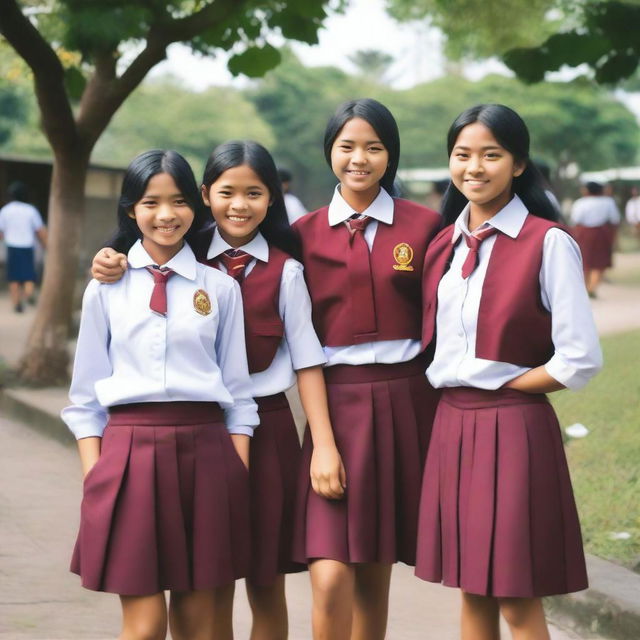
[551,329,640,571]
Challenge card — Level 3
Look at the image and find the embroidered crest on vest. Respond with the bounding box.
[392,242,414,271]
[193,289,212,315]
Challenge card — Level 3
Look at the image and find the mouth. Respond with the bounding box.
[465,179,488,185]
[345,170,370,176]
[155,225,179,233]
[227,215,250,223]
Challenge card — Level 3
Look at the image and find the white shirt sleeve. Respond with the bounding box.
[214,279,259,436]
[31,207,44,231]
[61,281,112,439]
[540,229,603,389]
[281,260,326,370]
[607,197,621,224]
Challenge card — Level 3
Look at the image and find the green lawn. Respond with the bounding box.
[551,329,640,571]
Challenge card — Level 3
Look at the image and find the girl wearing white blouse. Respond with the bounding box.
[62,150,258,640]
[416,105,602,640]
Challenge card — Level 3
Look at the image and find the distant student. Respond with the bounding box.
[92,141,332,640]
[625,185,640,238]
[570,181,621,297]
[292,99,442,640]
[417,104,602,640]
[278,168,308,224]
[0,181,47,312]
[63,149,258,640]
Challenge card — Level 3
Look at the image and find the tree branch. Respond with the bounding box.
[0,0,78,152]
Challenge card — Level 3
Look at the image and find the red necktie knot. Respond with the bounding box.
[145,266,175,315]
[220,249,252,282]
[347,215,372,244]
[461,226,498,279]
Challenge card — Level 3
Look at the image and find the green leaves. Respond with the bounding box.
[228,43,281,77]
[63,65,86,100]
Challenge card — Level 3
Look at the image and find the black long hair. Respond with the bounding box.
[201,140,300,259]
[107,149,209,254]
[323,98,400,196]
[440,104,560,227]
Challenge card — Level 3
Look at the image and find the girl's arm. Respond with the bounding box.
[214,278,259,459]
[92,247,128,283]
[297,366,345,500]
[505,229,602,394]
[77,437,102,478]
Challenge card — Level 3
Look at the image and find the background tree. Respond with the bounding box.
[387,0,640,84]
[0,0,341,385]
[348,49,395,85]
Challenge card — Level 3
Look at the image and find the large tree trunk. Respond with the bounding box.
[19,151,90,385]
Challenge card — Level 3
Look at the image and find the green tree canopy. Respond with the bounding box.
[387,0,640,84]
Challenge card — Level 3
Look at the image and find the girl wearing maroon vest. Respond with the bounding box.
[92,141,332,640]
[291,99,442,640]
[64,150,258,640]
[416,104,602,639]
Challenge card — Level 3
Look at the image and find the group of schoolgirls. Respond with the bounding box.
[63,98,602,640]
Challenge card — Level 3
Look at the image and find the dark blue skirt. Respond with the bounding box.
[7,246,36,282]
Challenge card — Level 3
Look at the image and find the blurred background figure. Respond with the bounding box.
[0,181,48,313]
[278,168,307,224]
[570,181,620,298]
[626,185,640,240]
[431,178,450,212]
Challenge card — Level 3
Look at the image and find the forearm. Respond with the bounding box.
[297,365,335,447]
[36,227,47,249]
[230,434,250,469]
[503,366,565,394]
[77,436,101,477]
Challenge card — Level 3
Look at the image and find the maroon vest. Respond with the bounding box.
[422,214,567,368]
[203,247,288,373]
[295,198,441,347]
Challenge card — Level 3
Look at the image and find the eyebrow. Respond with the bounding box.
[216,184,265,190]
[338,138,383,144]
[142,192,184,198]
[453,144,502,151]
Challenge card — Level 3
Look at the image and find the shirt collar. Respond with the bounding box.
[128,240,197,280]
[206,227,269,263]
[451,194,528,243]
[327,185,394,226]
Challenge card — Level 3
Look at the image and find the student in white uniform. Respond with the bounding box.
[63,149,258,640]
[570,181,620,297]
[626,185,640,238]
[278,168,308,224]
[91,141,333,640]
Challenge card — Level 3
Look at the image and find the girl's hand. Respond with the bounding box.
[310,444,346,500]
[91,248,128,283]
[77,436,101,479]
[503,366,565,394]
[230,434,250,470]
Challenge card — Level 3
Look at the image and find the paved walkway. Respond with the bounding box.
[3,251,639,639]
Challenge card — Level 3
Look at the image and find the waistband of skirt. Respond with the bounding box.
[441,387,549,410]
[323,354,428,384]
[108,401,224,426]
[256,392,289,413]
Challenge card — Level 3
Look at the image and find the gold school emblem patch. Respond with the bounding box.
[193,289,212,315]
[393,243,414,271]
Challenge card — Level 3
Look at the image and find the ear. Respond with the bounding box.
[201,184,210,205]
[513,161,525,178]
[127,211,136,219]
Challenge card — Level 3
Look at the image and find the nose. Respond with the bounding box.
[157,202,176,220]
[467,155,484,174]
[351,147,366,164]
[231,195,248,211]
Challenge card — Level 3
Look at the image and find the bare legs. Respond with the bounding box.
[309,559,391,640]
[461,592,550,640]
[246,575,288,640]
[118,585,235,640]
[9,280,36,312]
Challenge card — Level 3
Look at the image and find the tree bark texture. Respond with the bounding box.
[19,152,89,385]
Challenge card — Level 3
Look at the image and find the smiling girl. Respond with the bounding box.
[63,150,258,640]
[91,141,331,640]
[416,104,602,639]
[291,99,442,640]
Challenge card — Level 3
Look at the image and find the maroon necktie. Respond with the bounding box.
[346,215,377,336]
[145,266,175,316]
[219,249,252,283]
[461,226,498,279]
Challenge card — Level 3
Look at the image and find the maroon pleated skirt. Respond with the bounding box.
[573,224,612,271]
[248,392,306,585]
[71,402,250,596]
[415,387,588,597]
[293,357,440,566]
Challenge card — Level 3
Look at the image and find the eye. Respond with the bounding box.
[485,152,501,159]
[338,144,352,151]
[217,190,232,197]
[454,153,468,160]
[368,146,384,152]
[174,198,188,205]
[141,199,157,206]
[248,191,263,198]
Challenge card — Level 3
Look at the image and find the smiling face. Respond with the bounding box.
[202,164,270,248]
[449,121,524,222]
[330,117,389,206]
[131,172,194,264]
